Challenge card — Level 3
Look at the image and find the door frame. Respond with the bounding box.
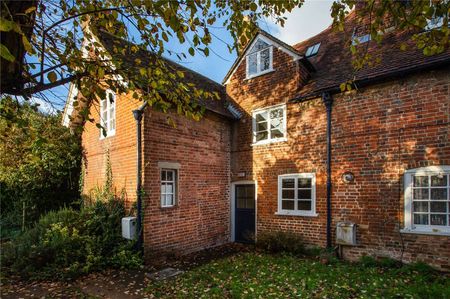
[231,180,257,242]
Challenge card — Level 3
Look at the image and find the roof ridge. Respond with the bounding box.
[97,29,224,89]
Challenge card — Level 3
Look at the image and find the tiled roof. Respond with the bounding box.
[97,30,234,118]
[292,11,450,99]
[222,28,308,84]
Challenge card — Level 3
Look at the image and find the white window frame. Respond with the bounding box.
[99,89,116,139]
[160,168,178,208]
[245,38,274,79]
[352,33,371,45]
[276,173,317,217]
[305,42,321,57]
[252,104,287,146]
[402,166,450,235]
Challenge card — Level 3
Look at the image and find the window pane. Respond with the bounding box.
[298,189,312,199]
[270,108,283,119]
[260,48,270,71]
[413,214,428,225]
[413,176,429,187]
[413,201,428,213]
[431,188,447,200]
[255,112,268,122]
[256,121,268,132]
[250,39,269,53]
[166,170,173,181]
[165,183,173,194]
[166,194,173,206]
[282,178,295,188]
[161,183,166,194]
[256,131,268,141]
[161,194,165,205]
[430,214,447,226]
[298,201,312,211]
[161,170,166,181]
[430,201,447,213]
[431,175,447,186]
[282,189,295,199]
[270,129,284,139]
[282,200,294,210]
[270,116,282,130]
[413,189,429,200]
[248,53,257,75]
[298,178,312,188]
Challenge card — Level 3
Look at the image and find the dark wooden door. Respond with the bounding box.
[235,184,255,243]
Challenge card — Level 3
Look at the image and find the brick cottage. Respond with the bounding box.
[63,11,450,270]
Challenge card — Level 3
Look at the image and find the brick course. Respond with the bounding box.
[226,43,450,270]
[82,93,231,255]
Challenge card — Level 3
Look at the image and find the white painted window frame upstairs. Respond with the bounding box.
[402,166,450,236]
[252,104,287,146]
[99,89,116,139]
[245,37,274,79]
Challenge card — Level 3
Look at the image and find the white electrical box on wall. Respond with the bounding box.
[336,222,357,245]
[122,216,137,240]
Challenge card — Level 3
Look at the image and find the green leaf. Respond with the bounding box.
[250,2,258,11]
[188,47,195,56]
[22,35,33,53]
[0,44,15,62]
[47,71,57,83]
[0,18,14,32]
[24,6,36,14]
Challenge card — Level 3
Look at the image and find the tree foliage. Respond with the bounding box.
[0,97,81,235]
[0,0,448,122]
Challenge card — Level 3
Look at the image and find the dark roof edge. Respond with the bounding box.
[289,58,450,103]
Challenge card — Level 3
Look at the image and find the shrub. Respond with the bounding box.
[0,98,81,237]
[256,231,305,255]
[2,199,142,280]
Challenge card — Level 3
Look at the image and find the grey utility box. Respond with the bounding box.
[336,222,357,245]
[122,216,137,240]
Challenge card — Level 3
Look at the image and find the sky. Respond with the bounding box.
[164,0,333,84]
[43,0,333,112]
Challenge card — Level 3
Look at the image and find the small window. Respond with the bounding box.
[305,43,321,57]
[352,34,371,45]
[403,166,450,235]
[277,173,316,216]
[99,90,116,138]
[246,38,273,78]
[252,104,286,145]
[161,169,177,207]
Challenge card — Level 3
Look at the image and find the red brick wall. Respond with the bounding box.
[81,92,141,206]
[226,42,450,271]
[141,109,231,254]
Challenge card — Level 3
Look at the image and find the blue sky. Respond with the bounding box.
[165,0,333,83]
[44,0,333,111]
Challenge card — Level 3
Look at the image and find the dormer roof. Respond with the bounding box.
[222,29,313,85]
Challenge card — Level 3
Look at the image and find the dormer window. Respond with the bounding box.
[246,38,273,79]
[305,43,321,57]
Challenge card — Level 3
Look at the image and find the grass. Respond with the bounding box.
[146,252,450,299]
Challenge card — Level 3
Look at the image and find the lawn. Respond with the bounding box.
[147,252,450,299]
